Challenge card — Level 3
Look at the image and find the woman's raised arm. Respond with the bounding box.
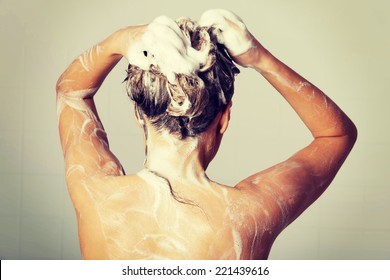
[55,26,147,187]
[200,9,357,230]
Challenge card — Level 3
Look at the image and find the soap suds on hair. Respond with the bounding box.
[126,16,210,84]
[198,9,253,56]
[125,14,239,139]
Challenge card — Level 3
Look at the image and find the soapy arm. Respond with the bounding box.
[55,27,144,184]
[200,10,357,230]
[243,48,357,229]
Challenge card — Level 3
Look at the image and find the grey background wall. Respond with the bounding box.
[0,0,389,259]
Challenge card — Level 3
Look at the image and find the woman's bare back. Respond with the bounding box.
[57,10,356,260]
[73,169,276,260]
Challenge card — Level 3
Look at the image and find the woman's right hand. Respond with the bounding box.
[198,9,263,68]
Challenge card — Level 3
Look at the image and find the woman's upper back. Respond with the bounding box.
[72,169,278,260]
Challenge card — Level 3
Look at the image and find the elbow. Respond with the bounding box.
[55,75,65,95]
[314,118,358,151]
[344,120,358,150]
[314,119,358,144]
[56,69,70,95]
[349,121,358,146]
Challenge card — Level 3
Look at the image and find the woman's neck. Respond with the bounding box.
[143,129,212,185]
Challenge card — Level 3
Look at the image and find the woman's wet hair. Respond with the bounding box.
[125,18,240,139]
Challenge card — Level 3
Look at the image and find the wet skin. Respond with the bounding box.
[56,10,357,259]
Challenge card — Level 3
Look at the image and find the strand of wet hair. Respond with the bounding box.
[146,169,200,208]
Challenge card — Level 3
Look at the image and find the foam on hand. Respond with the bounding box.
[126,16,209,84]
[198,9,253,56]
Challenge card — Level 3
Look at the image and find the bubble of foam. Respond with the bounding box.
[126,15,209,84]
[198,9,252,56]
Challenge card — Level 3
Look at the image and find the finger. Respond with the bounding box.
[198,9,226,28]
[199,9,253,56]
